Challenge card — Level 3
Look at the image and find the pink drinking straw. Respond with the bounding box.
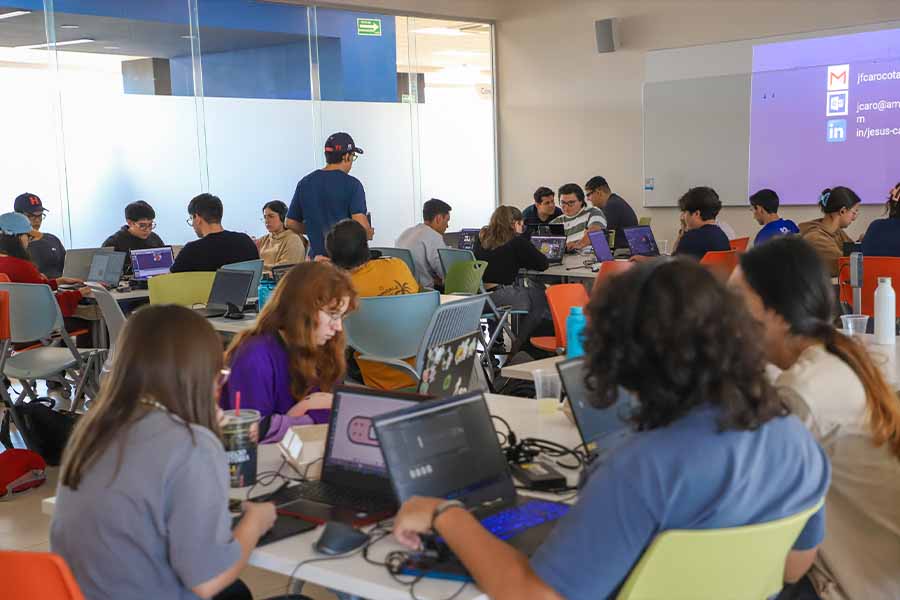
[234,391,241,416]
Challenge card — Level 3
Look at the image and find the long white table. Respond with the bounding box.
[43,393,581,600]
[525,254,598,280]
[500,355,565,381]
[208,315,259,335]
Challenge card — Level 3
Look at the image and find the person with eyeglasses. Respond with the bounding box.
[798,187,861,277]
[101,201,166,274]
[585,176,637,251]
[551,183,606,251]
[13,192,66,279]
[286,132,373,258]
[171,193,259,273]
[255,200,306,272]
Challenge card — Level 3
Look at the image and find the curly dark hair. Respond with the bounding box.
[583,257,786,432]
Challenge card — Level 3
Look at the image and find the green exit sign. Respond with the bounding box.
[357,18,382,36]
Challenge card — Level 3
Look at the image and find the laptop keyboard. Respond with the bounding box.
[480,500,569,541]
[274,481,394,512]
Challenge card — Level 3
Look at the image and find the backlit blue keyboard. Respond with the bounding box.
[480,500,569,541]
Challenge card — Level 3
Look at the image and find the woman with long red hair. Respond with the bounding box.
[222,261,358,443]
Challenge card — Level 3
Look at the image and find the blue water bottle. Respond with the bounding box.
[257,277,276,311]
[566,306,586,358]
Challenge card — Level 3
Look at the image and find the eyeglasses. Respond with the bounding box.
[26,213,45,221]
[321,309,346,324]
[185,216,195,226]
[349,153,359,163]
[134,221,156,231]
[560,200,580,207]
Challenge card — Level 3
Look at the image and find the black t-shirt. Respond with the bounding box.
[28,232,66,279]
[474,234,549,285]
[674,224,731,260]
[603,194,639,249]
[522,204,563,226]
[102,227,166,274]
[170,230,259,273]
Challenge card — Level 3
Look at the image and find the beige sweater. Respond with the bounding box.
[798,218,852,277]
[256,229,306,270]
[776,345,900,600]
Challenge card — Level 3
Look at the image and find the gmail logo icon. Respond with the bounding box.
[827,64,850,91]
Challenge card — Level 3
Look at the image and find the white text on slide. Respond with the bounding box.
[857,70,900,84]
[856,127,900,139]
[856,100,900,113]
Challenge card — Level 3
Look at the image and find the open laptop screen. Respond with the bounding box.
[588,231,614,262]
[131,247,174,280]
[623,226,660,257]
[87,252,126,286]
[557,357,633,455]
[530,236,566,261]
[374,392,515,507]
[458,229,479,251]
[207,269,254,309]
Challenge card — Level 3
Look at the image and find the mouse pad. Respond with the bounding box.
[232,513,317,547]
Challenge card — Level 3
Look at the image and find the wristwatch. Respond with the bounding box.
[430,499,465,529]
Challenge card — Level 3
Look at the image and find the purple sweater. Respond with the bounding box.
[221,333,326,444]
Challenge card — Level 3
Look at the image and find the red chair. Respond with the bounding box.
[837,256,900,317]
[530,284,589,353]
[3,551,85,600]
[700,250,739,280]
[592,261,634,292]
[730,237,750,252]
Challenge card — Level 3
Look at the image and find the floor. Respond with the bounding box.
[0,460,336,599]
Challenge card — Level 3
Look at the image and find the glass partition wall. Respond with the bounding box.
[0,1,497,248]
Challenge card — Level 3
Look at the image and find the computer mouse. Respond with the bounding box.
[314,521,370,556]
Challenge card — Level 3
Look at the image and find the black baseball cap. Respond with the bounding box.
[14,193,47,215]
[324,132,364,156]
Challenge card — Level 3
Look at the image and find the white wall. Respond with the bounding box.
[492,0,900,245]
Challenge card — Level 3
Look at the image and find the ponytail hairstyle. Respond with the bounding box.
[886,182,900,219]
[739,236,900,461]
[819,186,861,214]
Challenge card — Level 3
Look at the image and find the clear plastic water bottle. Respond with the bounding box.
[566,306,586,358]
[874,277,896,345]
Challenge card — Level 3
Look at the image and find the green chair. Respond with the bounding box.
[617,499,824,600]
[443,260,488,295]
[148,272,216,307]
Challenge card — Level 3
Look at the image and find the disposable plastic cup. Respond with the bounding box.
[534,369,561,415]
[659,240,669,255]
[222,409,260,488]
[840,314,869,336]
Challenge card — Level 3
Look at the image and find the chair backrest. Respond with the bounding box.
[0,273,10,283]
[148,272,216,306]
[371,247,416,279]
[0,283,64,343]
[438,247,477,277]
[638,216,652,227]
[443,260,487,295]
[221,259,264,297]
[730,237,750,252]
[592,261,633,292]
[617,500,824,600]
[700,250,739,279]
[838,256,900,317]
[88,284,127,354]
[0,290,10,343]
[2,550,85,600]
[545,284,590,348]
[414,294,488,373]
[344,291,440,359]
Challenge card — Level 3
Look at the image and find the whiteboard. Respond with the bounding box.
[642,75,751,207]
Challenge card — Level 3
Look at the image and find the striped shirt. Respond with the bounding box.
[551,206,607,245]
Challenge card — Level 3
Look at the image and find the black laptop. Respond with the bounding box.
[530,235,567,265]
[194,269,254,319]
[274,386,428,526]
[526,223,565,237]
[458,229,480,251]
[556,357,633,460]
[374,392,570,580]
[418,332,480,398]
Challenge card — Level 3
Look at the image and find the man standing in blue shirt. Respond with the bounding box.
[751,188,799,246]
[286,132,373,257]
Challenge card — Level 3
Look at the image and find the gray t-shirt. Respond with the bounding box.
[51,410,240,600]
[395,223,446,289]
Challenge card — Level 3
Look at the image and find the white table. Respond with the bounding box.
[43,393,579,600]
[525,254,597,281]
[208,315,259,335]
[500,355,566,381]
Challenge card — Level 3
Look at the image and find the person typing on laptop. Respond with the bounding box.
[171,193,259,273]
[393,259,829,600]
[101,201,166,275]
[222,262,358,444]
[550,183,605,252]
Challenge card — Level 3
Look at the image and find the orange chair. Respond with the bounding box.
[730,237,750,252]
[531,284,589,353]
[592,261,634,292]
[3,551,85,600]
[837,256,900,317]
[700,250,739,280]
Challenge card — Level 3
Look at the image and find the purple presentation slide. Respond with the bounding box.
[749,27,900,205]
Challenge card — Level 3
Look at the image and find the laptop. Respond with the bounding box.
[62,248,114,280]
[556,357,633,460]
[443,231,461,249]
[458,229,480,251]
[274,386,429,526]
[374,392,570,579]
[623,225,660,257]
[130,247,175,280]
[86,251,126,287]
[530,235,566,265]
[525,223,565,237]
[194,269,254,319]
[418,332,480,398]
[588,230,614,263]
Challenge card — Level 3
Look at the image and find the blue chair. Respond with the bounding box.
[344,291,441,372]
[370,247,416,281]
[221,259,264,302]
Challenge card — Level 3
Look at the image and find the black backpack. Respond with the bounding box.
[0,398,81,466]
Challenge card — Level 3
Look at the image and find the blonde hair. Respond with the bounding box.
[479,206,524,250]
